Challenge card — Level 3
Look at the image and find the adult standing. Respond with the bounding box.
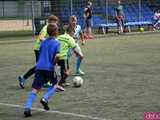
[115,0,125,34]
[153,9,160,30]
[84,1,94,39]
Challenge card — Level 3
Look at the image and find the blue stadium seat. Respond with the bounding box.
[58,3,154,30]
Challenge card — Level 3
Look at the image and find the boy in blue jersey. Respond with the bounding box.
[68,15,85,75]
[24,23,60,117]
[18,15,59,89]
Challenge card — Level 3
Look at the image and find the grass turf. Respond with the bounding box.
[0,33,160,120]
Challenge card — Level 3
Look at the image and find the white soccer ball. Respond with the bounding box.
[73,76,83,87]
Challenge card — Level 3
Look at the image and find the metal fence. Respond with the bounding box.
[0,0,160,33]
[0,0,41,32]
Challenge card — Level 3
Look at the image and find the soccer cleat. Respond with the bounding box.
[40,98,50,111]
[24,109,31,117]
[18,76,25,89]
[56,85,65,92]
[76,69,85,76]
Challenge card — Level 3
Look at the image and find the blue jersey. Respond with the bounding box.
[74,25,82,42]
[36,37,60,71]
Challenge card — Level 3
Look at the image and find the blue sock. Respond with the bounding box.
[43,86,56,102]
[76,56,82,72]
[25,91,37,109]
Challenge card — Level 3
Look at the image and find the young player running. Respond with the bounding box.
[18,15,59,89]
[24,23,60,117]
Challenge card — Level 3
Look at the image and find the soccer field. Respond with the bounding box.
[0,33,160,120]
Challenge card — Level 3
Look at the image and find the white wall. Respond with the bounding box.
[0,1,41,18]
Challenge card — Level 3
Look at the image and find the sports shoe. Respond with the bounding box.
[87,35,94,39]
[24,108,31,117]
[40,98,50,111]
[76,69,85,76]
[18,76,25,89]
[56,85,65,92]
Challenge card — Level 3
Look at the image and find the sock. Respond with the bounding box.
[43,86,56,102]
[76,56,82,73]
[25,91,37,109]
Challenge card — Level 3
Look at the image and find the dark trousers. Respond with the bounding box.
[57,59,69,85]
[23,50,39,79]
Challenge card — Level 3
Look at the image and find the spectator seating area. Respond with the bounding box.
[59,3,154,32]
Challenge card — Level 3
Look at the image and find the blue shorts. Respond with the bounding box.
[32,70,57,89]
[85,18,92,28]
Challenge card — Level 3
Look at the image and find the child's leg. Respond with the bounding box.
[58,60,69,85]
[41,72,57,110]
[24,70,44,116]
[18,50,39,89]
[76,55,82,72]
[43,86,56,102]
[74,44,84,75]
[66,48,73,74]
[23,50,39,80]
[23,66,36,80]
[40,86,56,110]
[25,89,38,110]
[24,88,39,117]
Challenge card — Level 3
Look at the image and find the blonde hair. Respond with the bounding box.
[69,15,77,23]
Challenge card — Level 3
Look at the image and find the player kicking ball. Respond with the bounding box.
[56,25,82,90]
[24,24,60,117]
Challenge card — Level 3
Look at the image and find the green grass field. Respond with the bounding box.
[0,33,160,120]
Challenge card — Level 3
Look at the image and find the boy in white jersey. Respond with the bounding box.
[68,15,85,75]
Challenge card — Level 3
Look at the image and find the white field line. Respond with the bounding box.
[0,102,111,120]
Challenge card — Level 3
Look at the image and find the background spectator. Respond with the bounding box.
[153,9,160,30]
[84,1,94,39]
[115,0,125,34]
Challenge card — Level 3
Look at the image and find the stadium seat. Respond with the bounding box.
[58,3,154,33]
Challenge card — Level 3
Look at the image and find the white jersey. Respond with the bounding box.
[73,25,82,43]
